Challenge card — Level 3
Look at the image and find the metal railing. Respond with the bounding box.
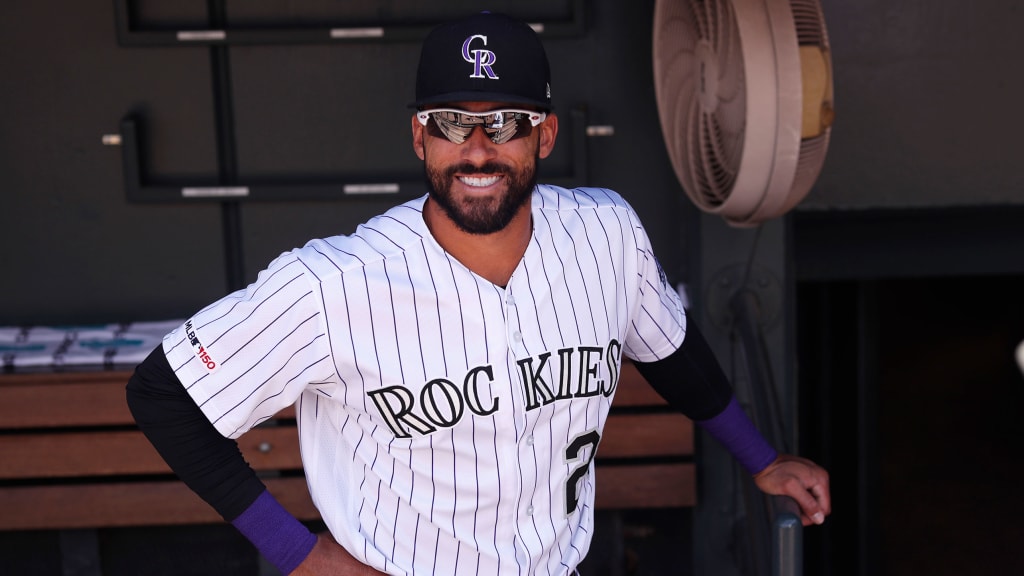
[730,288,804,576]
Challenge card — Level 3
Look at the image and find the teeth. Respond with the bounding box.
[459,175,501,187]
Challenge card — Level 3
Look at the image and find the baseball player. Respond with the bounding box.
[126,11,830,575]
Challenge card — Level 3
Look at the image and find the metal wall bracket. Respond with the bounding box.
[114,0,587,46]
[120,106,591,203]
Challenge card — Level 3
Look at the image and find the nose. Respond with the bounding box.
[460,125,498,163]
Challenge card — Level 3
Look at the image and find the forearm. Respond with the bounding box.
[126,346,316,573]
[125,346,265,519]
[632,321,777,475]
[695,396,778,475]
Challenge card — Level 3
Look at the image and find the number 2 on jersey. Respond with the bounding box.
[564,429,601,514]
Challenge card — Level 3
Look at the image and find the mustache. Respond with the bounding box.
[445,161,513,177]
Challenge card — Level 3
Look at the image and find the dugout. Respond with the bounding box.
[3,1,1024,575]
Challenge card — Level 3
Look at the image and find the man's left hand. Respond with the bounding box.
[753,454,831,526]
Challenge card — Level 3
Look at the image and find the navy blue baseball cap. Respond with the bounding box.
[411,12,552,110]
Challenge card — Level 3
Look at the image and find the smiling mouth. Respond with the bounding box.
[458,175,502,188]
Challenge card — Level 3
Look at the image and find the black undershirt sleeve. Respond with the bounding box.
[125,346,266,521]
[632,320,734,421]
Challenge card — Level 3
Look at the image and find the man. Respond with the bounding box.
[127,11,829,575]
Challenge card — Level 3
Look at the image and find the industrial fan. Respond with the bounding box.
[652,0,834,227]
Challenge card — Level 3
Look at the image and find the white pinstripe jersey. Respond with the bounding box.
[164,184,687,575]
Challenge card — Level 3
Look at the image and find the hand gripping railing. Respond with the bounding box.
[729,287,804,576]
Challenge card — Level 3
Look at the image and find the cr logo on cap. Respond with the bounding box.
[462,35,499,80]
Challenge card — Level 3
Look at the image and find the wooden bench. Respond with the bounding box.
[0,361,694,532]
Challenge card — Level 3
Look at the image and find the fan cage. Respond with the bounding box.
[652,0,834,225]
[787,131,830,213]
[694,111,736,207]
[790,0,829,47]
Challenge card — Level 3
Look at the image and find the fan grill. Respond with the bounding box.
[790,0,828,46]
[692,110,736,207]
[786,132,830,213]
[653,0,746,212]
[654,0,833,226]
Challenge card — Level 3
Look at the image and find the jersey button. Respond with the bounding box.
[506,295,516,306]
[526,435,534,446]
[527,506,534,516]
[512,331,523,342]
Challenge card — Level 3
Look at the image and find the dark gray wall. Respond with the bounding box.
[0,0,689,326]
[808,0,1024,210]
[2,2,224,324]
[4,1,1024,322]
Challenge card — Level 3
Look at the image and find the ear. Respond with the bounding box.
[537,113,559,159]
[412,113,426,160]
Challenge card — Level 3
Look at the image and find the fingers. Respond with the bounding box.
[796,463,830,526]
[810,477,831,515]
[786,478,826,526]
[755,454,831,527]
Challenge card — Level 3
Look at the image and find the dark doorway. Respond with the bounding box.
[798,275,1024,576]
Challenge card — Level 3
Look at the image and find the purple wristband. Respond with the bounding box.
[696,396,778,475]
[231,490,317,575]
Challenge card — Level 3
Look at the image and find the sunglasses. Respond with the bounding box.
[416,108,547,145]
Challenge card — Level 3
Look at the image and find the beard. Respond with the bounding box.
[424,156,538,235]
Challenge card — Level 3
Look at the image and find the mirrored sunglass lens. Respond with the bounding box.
[428,115,473,144]
[428,111,532,145]
[484,113,530,144]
